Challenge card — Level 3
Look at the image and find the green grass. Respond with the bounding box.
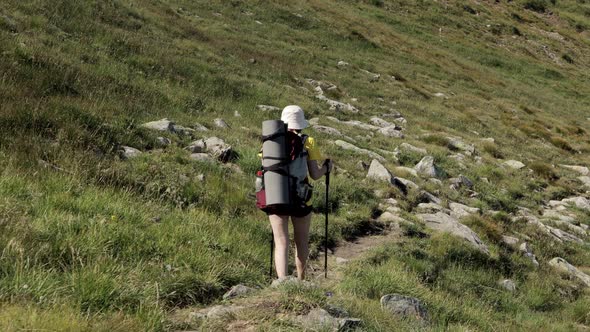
[1,0,590,330]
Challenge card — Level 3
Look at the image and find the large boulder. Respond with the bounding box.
[417,212,490,255]
[121,146,142,159]
[562,196,590,212]
[578,176,590,189]
[549,257,590,287]
[370,117,393,128]
[313,125,344,137]
[449,202,480,219]
[399,143,427,155]
[414,156,442,178]
[367,159,393,183]
[380,294,429,322]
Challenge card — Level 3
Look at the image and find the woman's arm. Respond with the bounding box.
[307,159,332,180]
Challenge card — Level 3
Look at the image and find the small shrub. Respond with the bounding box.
[550,136,575,152]
[482,142,504,158]
[529,161,557,180]
[523,0,548,13]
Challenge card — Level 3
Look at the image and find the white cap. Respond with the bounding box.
[281,105,308,130]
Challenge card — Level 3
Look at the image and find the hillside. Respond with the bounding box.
[1,0,590,330]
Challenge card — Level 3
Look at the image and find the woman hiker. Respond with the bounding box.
[267,105,332,281]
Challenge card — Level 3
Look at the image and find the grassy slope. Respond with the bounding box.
[0,0,589,330]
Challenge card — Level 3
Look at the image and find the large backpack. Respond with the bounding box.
[256,120,313,214]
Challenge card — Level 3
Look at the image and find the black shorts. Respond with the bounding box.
[266,204,313,218]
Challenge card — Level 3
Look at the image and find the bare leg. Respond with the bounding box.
[292,212,312,280]
[269,214,290,278]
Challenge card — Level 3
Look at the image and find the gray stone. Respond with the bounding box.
[517,212,583,243]
[449,202,480,219]
[399,143,427,155]
[222,284,255,300]
[142,118,175,132]
[156,137,171,146]
[420,191,442,205]
[190,153,214,162]
[499,279,516,292]
[234,110,241,117]
[395,177,419,191]
[336,257,349,265]
[186,139,206,153]
[204,137,236,162]
[214,118,229,129]
[501,235,520,246]
[296,308,361,332]
[378,211,404,224]
[313,125,344,137]
[367,159,393,183]
[378,126,404,138]
[414,156,442,178]
[504,160,526,169]
[549,257,590,287]
[316,94,359,113]
[171,125,195,135]
[562,196,590,212]
[192,123,209,131]
[578,176,590,189]
[340,120,380,131]
[206,305,243,319]
[334,140,385,161]
[434,92,447,98]
[449,175,473,190]
[416,203,448,214]
[380,294,428,322]
[447,137,475,155]
[559,165,589,175]
[417,212,490,255]
[121,146,142,159]
[370,117,393,128]
[256,105,281,112]
[337,60,349,67]
[308,117,320,125]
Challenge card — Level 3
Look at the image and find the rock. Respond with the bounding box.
[192,123,209,131]
[121,146,142,159]
[549,258,590,287]
[420,191,442,205]
[559,165,589,175]
[142,118,175,132]
[308,117,320,125]
[395,177,419,191]
[501,235,520,246]
[370,117,393,128]
[449,202,480,219]
[395,166,418,177]
[449,175,473,190]
[337,60,349,67]
[222,284,255,300]
[206,305,244,319]
[313,125,344,137]
[399,143,427,155]
[433,92,447,98]
[156,137,171,146]
[504,160,526,169]
[416,203,448,214]
[367,159,393,183]
[378,126,405,138]
[190,153,214,162]
[499,279,516,292]
[380,294,428,322]
[378,211,404,224]
[315,94,359,113]
[578,176,590,189]
[517,212,583,243]
[337,120,380,131]
[414,156,442,178]
[256,105,281,112]
[334,140,385,161]
[204,137,236,162]
[417,212,490,255]
[186,139,206,153]
[296,308,361,332]
[214,118,229,129]
[447,137,475,155]
[518,242,539,267]
[429,178,443,186]
[562,196,590,212]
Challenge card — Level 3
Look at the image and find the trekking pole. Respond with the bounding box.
[324,159,331,278]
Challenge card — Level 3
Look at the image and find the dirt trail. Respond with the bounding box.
[307,226,403,281]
